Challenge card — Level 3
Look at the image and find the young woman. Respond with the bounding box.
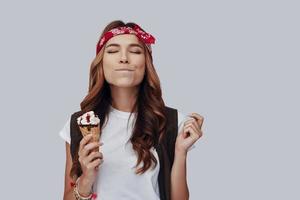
[59,20,204,200]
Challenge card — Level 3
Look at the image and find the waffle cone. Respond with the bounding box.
[79,124,101,152]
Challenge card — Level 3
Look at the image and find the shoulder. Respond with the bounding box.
[177,110,186,124]
[61,110,83,130]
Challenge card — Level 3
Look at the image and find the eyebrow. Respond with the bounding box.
[105,43,143,49]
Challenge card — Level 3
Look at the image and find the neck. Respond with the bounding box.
[110,85,139,112]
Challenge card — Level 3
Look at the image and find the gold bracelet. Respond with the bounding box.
[73,177,93,200]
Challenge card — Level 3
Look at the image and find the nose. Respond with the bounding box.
[119,51,129,64]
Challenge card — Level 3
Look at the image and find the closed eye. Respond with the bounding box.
[107,51,117,53]
[131,51,142,54]
[106,51,142,54]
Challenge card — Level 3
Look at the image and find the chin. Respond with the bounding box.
[112,81,138,88]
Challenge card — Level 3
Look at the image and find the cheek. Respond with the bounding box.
[137,65,146,77]
[133,56,146,69]
[134,58,146,79]
[103,55,113,68]
[102,56,114,78]
[102,65,113,83]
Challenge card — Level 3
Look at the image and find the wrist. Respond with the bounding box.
[175,148,188,158]
[77,176,93,197]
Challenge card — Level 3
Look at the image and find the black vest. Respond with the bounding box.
[70,106,178,200]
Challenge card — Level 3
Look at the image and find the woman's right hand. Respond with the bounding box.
[77,134,104,195]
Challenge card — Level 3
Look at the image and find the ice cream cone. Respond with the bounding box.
[77,111,101,152]
[79,124,101,152]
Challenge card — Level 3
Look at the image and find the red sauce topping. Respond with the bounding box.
[86,113,90,123]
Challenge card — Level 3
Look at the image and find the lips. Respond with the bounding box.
[115,68,134,71]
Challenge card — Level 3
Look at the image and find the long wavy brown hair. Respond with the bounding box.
[70,20,167,179]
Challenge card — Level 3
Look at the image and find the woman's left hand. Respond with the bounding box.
[175,112,204,154]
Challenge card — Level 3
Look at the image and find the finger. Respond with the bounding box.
[79,134,93,153]
[183,118,196,126]
[184,123,201,137]
[95,158,104,170]
[190,119,202,132]
[183,124,195,136]
[184,118,201,131]
[189,113,204,128]
[87,158,103,170]
[79,142,102,160]
[79,144,103,167]
[83,142,101,156]
[185,124,198,135]
[81,142,101,158]
[86,151,103,163]
[190,113,204,124]
[185,125,202,139]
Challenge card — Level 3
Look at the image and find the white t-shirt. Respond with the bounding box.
[59,105,195,200]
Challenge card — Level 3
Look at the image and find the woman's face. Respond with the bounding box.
[102,34,146,89]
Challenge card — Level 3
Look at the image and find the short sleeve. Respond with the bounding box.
[177,111,196,152]
[59,117,71,144]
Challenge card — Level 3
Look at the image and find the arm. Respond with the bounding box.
[62,142,93,200]
[171,112,204,200]
[170,150,189,200]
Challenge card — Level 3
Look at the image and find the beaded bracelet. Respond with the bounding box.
[71,177,97,200]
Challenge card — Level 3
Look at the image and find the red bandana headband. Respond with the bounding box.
[96,24,156,55]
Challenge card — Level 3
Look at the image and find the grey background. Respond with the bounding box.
[0,0,299,199]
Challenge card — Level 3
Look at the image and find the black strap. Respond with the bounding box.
[156,106,178,200]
